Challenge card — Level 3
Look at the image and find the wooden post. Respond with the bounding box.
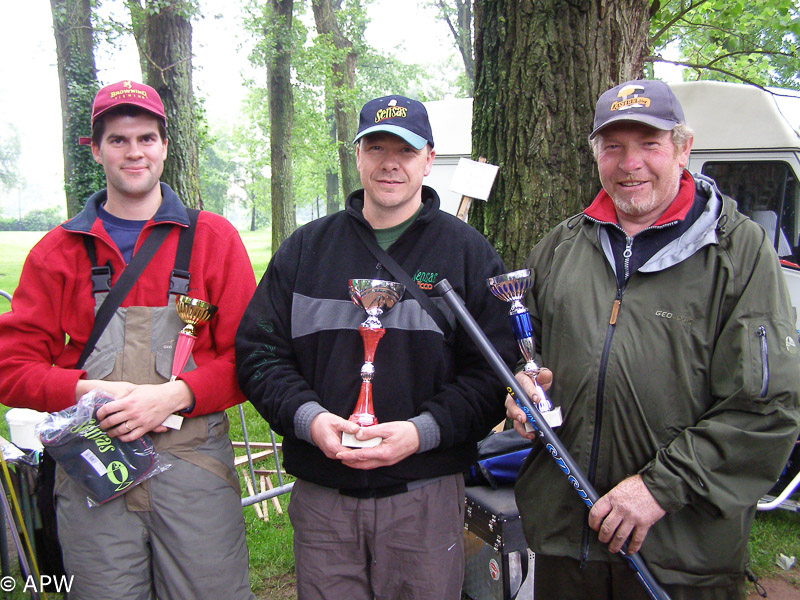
[243,474,263,519]
[259,475,269,521]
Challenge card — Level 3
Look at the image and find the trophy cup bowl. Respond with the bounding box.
[171,296,218,382]
[175,296,218,337]
[487,269,531,309]
[349,279,404,329]
[487,270,562,429]
[343,279,405,448]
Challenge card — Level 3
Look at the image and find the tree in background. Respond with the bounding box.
[200,130,238,217]
[246,0,297,249]
[467,0,800,269]
[312,0,361,206]
[470,0,650,269]
[428,0,474,96]
[50,0,105,218]
[0,127,21,191]
[235,85,271,232]
[648,0,800,89]
[268,0,297,249]
[128,0,204,209]
[293,85,337,221]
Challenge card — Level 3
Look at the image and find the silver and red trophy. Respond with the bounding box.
[343,279,405,448]
[487,269,562,429]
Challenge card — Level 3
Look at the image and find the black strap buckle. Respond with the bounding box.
[90,266,112,293]
[168,269,191,296]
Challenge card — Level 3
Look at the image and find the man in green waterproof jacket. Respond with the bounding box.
[506,79,800,600]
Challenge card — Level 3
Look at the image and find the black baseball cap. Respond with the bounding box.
[353,95,434,149]
[589,79,685,140]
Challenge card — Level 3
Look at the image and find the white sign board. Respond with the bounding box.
[448,157,500,202]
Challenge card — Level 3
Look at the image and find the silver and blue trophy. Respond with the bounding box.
[487,269,562,429]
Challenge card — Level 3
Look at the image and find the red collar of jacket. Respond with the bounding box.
[584,170,695,226]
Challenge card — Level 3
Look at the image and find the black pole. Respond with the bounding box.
[435,279,671,600]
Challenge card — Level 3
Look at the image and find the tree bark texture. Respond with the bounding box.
[142,0,202,209]
[471,0,650,270]
[269,0,297,250]
[50,0,104,218]
[312,0,360,200]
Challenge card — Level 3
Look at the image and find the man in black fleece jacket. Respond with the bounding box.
[236,95,517,600]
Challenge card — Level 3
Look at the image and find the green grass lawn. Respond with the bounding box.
[0,231,44,303]
[0,229,799,596]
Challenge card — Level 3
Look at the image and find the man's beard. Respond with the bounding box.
[609,169,682,218]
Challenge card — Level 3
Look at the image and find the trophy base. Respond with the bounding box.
[342,430,382,448]
[161,414,184,430]
[524,406,562,432]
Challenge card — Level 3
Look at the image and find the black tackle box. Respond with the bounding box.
[463,485,534,600]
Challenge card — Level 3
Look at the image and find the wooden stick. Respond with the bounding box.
[264,474,283,515]
[243,474,263,519]
[259,475,269,521]
[455,156,488,222]
[234,450,272,466]
[456,195,473,222]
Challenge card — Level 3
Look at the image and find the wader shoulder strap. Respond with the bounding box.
[350,218,455,344]
[77,224,172,370]
[169,208,199,296]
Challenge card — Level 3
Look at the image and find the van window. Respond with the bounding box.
[702,161,799,262]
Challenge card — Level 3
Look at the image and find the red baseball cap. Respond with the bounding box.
[79,80,166,145]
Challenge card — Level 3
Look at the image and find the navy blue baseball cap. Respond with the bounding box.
[590,80,685,140]
[353,95,434,149]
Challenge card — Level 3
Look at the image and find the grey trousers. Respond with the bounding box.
[289,474,466,600]
[55,453,255,600]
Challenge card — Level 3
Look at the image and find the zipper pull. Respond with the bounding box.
[610,299,621,325]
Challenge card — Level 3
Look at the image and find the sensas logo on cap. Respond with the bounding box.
[375,98,408,123]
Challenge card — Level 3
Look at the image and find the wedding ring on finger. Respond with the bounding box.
[123,421,132,432]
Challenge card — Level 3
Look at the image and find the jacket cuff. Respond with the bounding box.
[410,411,440,453]
[639,459,691,514]
[294,401,329,445]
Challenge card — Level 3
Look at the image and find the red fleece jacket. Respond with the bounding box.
[0,189,256,416]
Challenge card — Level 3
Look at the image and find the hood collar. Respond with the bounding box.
[345,185,441,228]
[62,182,189,233]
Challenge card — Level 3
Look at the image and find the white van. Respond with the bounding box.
[424,82,800,328]
[672,82,800,328]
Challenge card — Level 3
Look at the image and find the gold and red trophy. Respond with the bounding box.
[342,279,405,448]
[162,295,218,429]
[171,295,218,381]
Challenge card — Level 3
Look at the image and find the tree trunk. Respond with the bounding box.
[268,0,297,250]
[470,0,650,270]
[439,0,475,95]
[312,0,360,199]
[140,0,202,209]
[325,109,341,214]
[50,0,104,218]
[126,0,148,76]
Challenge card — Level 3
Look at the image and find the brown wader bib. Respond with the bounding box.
[55,298,254,600]
[64,297,240,511]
